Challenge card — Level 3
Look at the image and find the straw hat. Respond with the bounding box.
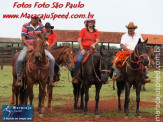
[84,18,96,25]
[125,22,138,29]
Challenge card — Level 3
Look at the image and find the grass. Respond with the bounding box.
[0,66,163,118]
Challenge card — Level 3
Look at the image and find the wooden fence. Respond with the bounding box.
[0,47,22,69]
[0,46,163,70]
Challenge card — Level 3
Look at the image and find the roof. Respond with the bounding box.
[0,37,21,43]
[55,30,163,45]
[0,30,162,45]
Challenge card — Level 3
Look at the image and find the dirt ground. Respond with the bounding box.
[1,99,162,122]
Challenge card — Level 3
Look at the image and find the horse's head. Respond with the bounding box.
[99,49,113,83]
[33,32,45,61]
[61,43,75,71]
[134,38,149,66]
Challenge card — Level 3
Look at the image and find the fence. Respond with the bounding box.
[0,47,22,69]
[0,46,163,70]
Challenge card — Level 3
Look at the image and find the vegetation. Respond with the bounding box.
[0,66,162,118]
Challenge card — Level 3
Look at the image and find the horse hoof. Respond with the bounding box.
[124,116,128,120]
[95,115,100,119]
[38,114,44,118]
[84,115,89,118]
[137,116,142,119]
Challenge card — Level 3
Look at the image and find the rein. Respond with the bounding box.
[27,51,49,73]
[129,50,148,65]
[59,48,74,70]
[127,48,148,72]
[92,55,111,82]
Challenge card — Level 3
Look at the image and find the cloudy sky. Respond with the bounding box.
[0,0,163,38]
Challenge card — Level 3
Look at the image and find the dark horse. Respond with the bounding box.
[113,46,155,91]
[77,49,113,116]
[116,39,149,119]
[11,33,50,116]
[45,44,75,112]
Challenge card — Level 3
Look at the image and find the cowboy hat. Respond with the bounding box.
[84,18,96,25]
[125,22,138,29]
[45,22,54,29]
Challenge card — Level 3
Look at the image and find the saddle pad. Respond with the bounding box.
[82,51,95,64]
[112,51,130,69]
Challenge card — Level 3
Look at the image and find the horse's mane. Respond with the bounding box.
[51,46,69,50]
[37,33,43,40]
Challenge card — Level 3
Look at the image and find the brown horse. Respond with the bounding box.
[46,44,75,112]
[25,33,50,116]
[11,33,49,116]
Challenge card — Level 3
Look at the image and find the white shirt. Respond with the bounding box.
[121,32,144,50]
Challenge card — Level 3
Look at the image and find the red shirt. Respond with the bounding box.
[79,28,99,49]
[47,31,57,46]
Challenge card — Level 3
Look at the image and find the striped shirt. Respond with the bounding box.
[21,21,46,44]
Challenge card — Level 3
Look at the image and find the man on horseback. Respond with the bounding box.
[112,22,151,83]
[44,22,57,50]
[15,12,55,87]
[72,18,99,84]
[44,22,60,80]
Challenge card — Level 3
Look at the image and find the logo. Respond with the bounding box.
[2,105,33,121]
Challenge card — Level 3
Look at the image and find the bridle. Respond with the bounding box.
[99,56,112,73]
[129,45,148,65]
[57,48,74,70]
[92,54,112,82]
[127,44,149,71]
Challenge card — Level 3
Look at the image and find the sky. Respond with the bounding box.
[0,0,163,39]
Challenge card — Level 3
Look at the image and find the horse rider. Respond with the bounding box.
[72,18,99,84]
[15,12,55,87]
[112,22,151,83]
[44,22,60,80]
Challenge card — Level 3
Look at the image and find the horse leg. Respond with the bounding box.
[80,84,84,109]
[29,85,34,105]
[15,90,19,105]
[84,84,89,116]
[124,82,131,117]
[143,85,146,91]
[41,83,46,114]
[95,84,102,115]
[117,81,122,111]
[113,80,115,90]
[38,84,44,115]
[47,84,53,113]
[11,81,15,105]
[136,83,141,117]
[73,84,78,110]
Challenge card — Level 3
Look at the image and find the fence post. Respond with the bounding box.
[1,47,4,70]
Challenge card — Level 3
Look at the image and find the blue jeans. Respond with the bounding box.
[73,49,89,77]
[114,57,148,76]
[114,57,119,76]
[16,46,55,79]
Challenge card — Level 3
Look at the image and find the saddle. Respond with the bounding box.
[112,51,130,69]
[82,50,96,64]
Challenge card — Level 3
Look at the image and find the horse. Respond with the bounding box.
[141,46,155,91]
[11,32,50,117]
[76,49,113,117]
[113,46,155,91]
[45,44,75,112]
[116,39,149,119]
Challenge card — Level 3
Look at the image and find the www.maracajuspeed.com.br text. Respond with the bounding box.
[3,12,94,20]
